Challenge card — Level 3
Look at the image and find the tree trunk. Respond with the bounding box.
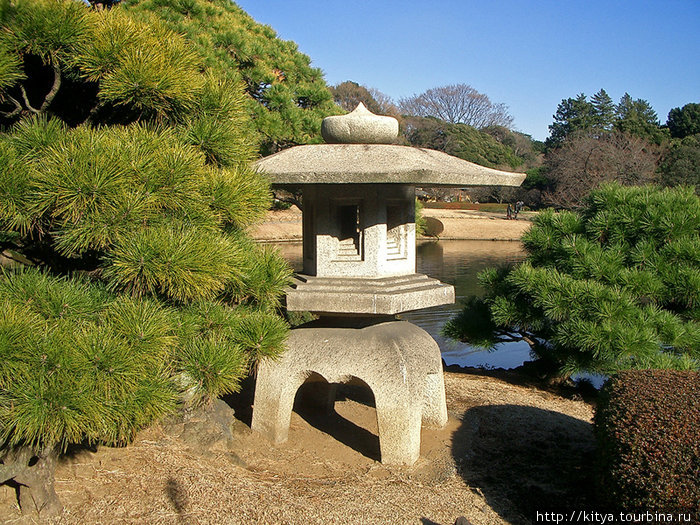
[0,446,63,517]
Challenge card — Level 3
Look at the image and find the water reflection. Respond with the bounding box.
[276,240,531,370]
[402,240,531,369]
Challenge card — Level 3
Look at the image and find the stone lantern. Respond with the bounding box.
[251,104,525,465]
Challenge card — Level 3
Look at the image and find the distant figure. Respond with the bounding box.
[506,204,513,220]
[514,200,524,219]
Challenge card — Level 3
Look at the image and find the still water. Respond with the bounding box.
[276,240,532,370]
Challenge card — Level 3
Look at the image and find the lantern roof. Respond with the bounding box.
[254,103,526,188]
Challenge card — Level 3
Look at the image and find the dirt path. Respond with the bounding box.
[1,371,595,525]
[250,207,533,243]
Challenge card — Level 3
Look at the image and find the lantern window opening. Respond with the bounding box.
[335,201,363,261]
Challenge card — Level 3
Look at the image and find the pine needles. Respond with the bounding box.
[445,183,700,379]
[0,0,292,463]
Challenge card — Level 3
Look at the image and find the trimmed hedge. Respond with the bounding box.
[595,370,700,514]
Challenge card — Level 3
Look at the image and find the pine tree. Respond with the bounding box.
[614,93,668,144]
[120,0,341,155]
[590,89,615,133]
[545,93,595,149]
[444,184,700,381]
[0,0,290,515]
[667,102,700,139]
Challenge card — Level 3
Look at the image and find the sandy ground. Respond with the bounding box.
[250,207,533,243]
[0,371,595,525]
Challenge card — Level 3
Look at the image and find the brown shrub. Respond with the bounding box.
[595,370,700,516]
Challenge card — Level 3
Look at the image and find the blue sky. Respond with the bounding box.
[234,1,700,141]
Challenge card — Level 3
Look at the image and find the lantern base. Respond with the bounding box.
[251,318,448,466]
[285,273,455,315]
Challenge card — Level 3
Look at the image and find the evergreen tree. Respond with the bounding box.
[614,93,668,144]
[0,0,290,515]
[545,93,595,149]
[658,134,700,191]
[444,184,700,381]
[121,0,341,155]
[590,89,615,132]
[667,103,700,139]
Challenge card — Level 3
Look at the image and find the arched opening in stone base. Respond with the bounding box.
[293,374,380,461]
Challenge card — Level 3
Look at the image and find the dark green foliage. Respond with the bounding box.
[667,103,700,139]
[444,184,700,378]
[546,91,669,150]
[121,0,341,155]
[546,93,595,150]
[614,93,669,145]
[404,116,525,169]
[482,125,542,169]
[590,89,615,132]
[522,167,550,191]
[595,370,700,515]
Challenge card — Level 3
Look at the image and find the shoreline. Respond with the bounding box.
[250,206,533,243]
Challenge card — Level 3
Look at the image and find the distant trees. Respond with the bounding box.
[614,93,667,144]
[541,90,700,207]
[658,134,700,190]
[398,83,514,129]
[403,116,531,170]
[330,81,399,116]
[543,131,660,208]
[546,94,599,149]
[546,90,667,150]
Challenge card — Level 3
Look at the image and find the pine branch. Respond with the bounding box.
[19,85,41,115]
[85,101,105,125]
[0,94,22,118]
[40,61,62,112]
[18,59,62,115]
[273,191,302,210]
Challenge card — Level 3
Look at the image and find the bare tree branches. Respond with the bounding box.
[544,131,661,208]
[398,83,514,129]
[2,60,62,118]
[0,94,22,118]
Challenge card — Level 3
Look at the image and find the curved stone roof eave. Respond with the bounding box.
[253,144,526,188]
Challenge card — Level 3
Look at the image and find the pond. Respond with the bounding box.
[275,239,532,370]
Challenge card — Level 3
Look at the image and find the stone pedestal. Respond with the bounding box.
[251,319,448,465]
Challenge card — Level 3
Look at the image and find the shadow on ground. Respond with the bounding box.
[225,375,382,461]
[452,404,596,523]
